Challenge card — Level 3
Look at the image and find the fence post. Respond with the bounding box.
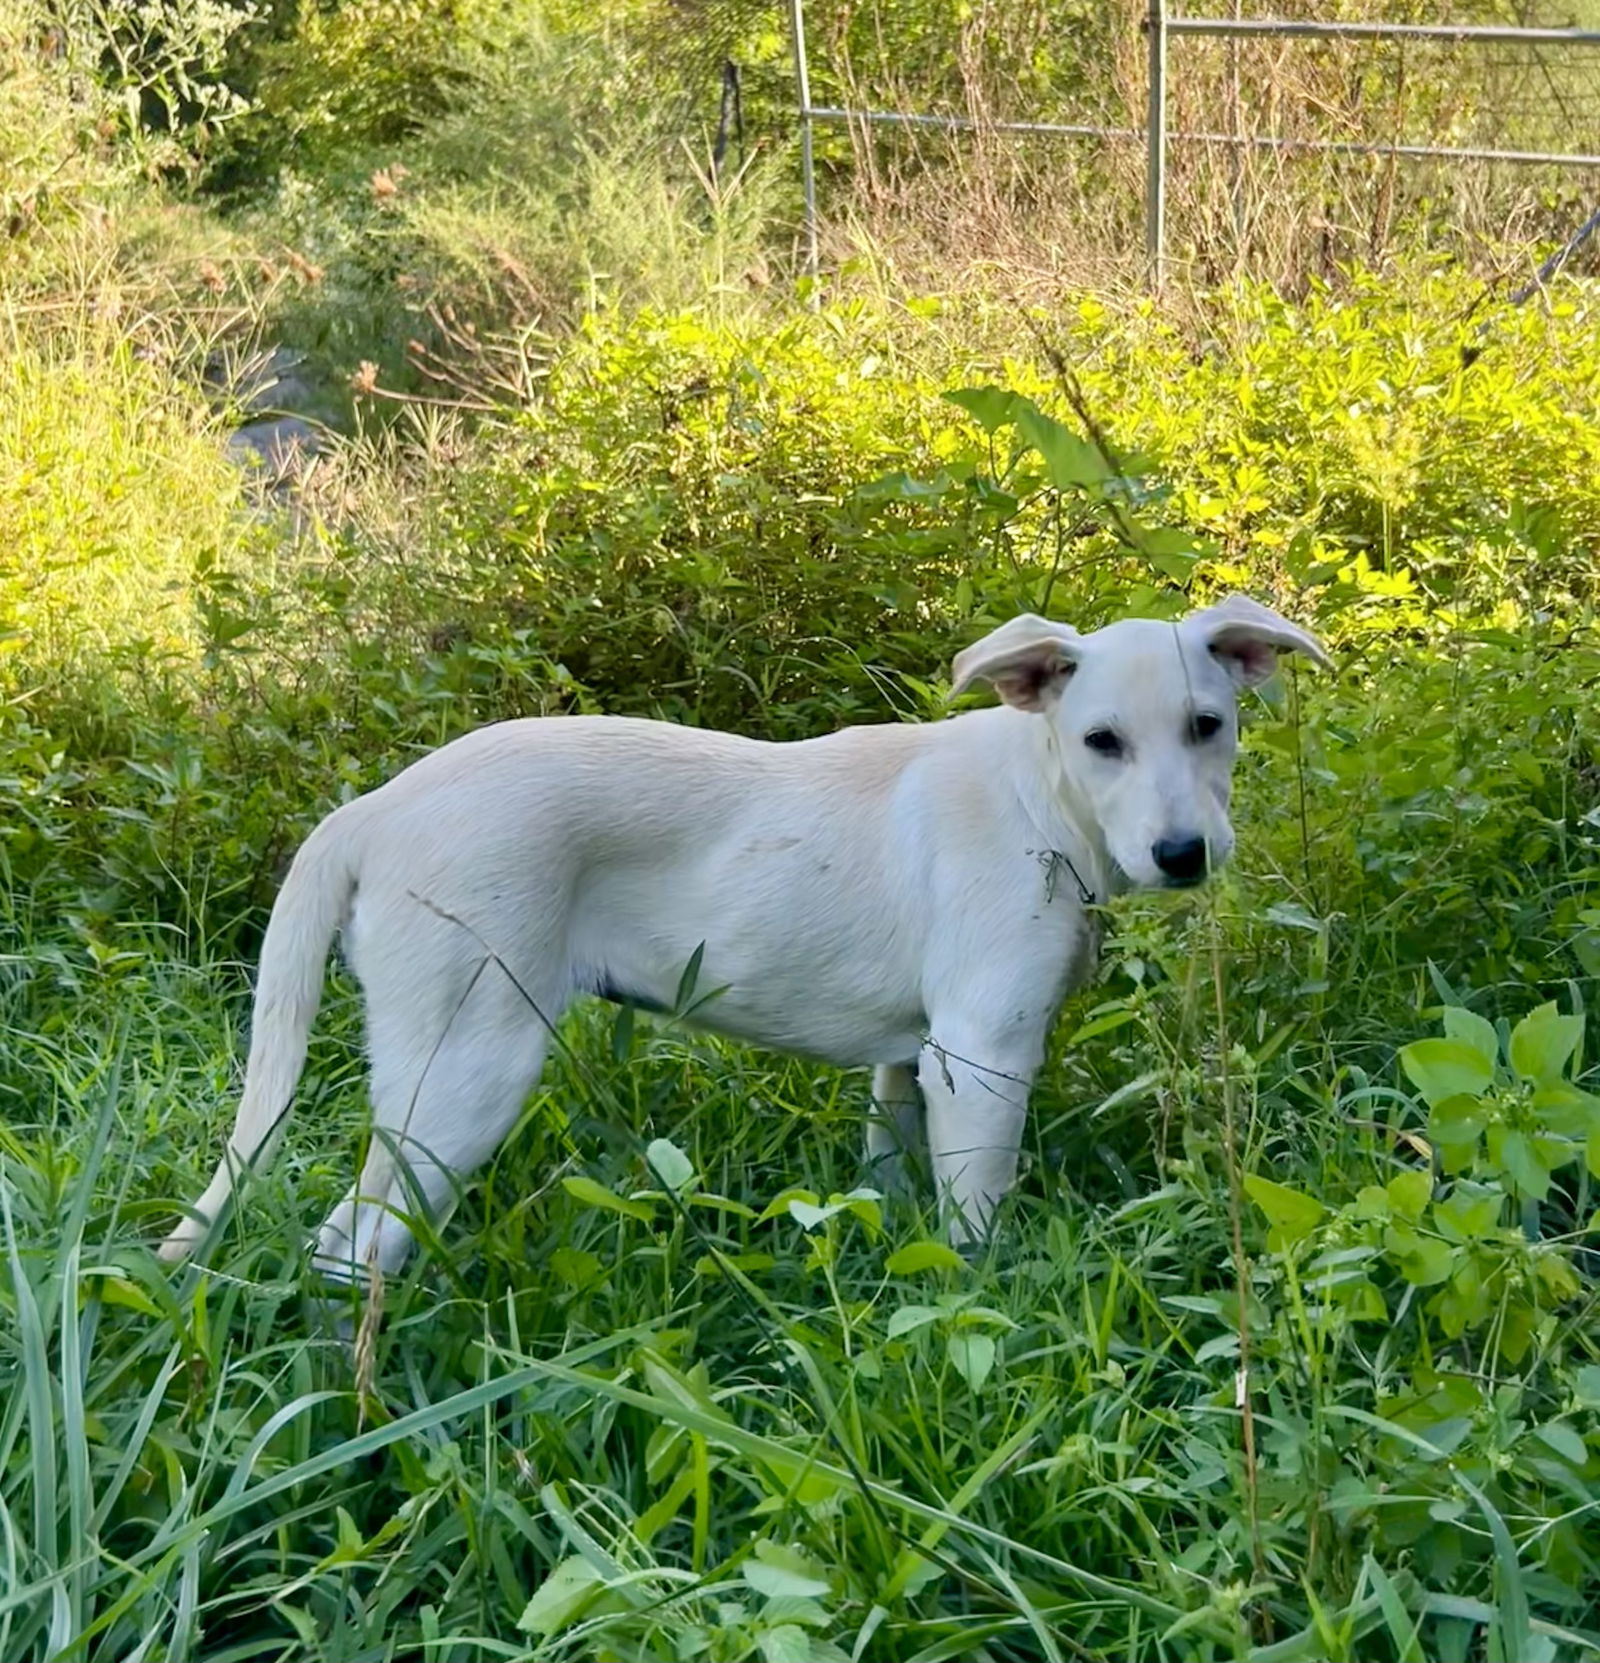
[1145,0,1168,286]
[789,0,820,277]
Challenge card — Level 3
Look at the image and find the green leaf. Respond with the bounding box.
[1428,1093,1488,1144]
[561,1176,655,1223]
[517,1556,607,1637]
[1432,1183,1502,1242]
[1442,1005,1500,1068]
[1533,1421,1588,1467]
[1386,1168,1432,1223]
[787,1199,835,1231]
[1136,524,1201,580]
[1589,1126,1600,1180]
[852,469,955,504]
[673,941,707,1013]
[1400,1038,1493,1107]
[1344,1279,1390,1321]
[1383,1222,1454,1286]
[787,1188,882,1233]
[886,1304,942,1340]
[759,1186,818,1222]
[1509,1002,1582,1086]
[1486,1125,1551,1201]
[1352,1184,1391,1221]
[885,1241,966,1275]
[742,1540,832,1600]
[1530,1083,1600,1138]
[1534,1253,1580,1304]
[1434,1131,1483,1176]
[644,1137,695,1193]
[835,1188,885,1233]
[1015,400,1107,489]
[943,385,1022,434]
[1243,1174,1326,1249]
[946,1331,997,1392]
[550,1247,605,1288]
[759,1625,823,1663]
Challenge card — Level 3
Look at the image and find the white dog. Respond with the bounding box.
[160,594,1327,1276]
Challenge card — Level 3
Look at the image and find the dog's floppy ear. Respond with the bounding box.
[951,614,1081,711]
[1189,593,1331,687]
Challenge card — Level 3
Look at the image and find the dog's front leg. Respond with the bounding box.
[916,1022,1041,1245]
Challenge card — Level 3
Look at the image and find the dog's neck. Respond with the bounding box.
[1029,720,1119,904]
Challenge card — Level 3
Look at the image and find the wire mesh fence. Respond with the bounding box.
[733,0,1600,286]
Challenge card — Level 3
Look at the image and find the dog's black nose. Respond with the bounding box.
[1152,835,1209,885]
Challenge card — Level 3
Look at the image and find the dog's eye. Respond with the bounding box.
[1190,712,1224,742]
[1084,728,1124,758]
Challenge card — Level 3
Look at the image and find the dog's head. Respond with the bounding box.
[952,594,1330,889]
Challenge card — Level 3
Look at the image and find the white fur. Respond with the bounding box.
[158,594,1327,1276]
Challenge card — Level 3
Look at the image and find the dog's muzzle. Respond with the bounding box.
[1152,835,1209,887]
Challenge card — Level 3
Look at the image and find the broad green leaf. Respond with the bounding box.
[759,1186,818,1222]
[1428,1261,1490,1337]
[886,1304,942,1340]
[943,385,1022,434]
[787,1199,836,1231]
[1432,1183,1502,1242]
[1383,1222,1454,1286]
[1533,1421,1589,1467]
[1442,1005,1499,1068]
[1534,1254,1581,1304]
[742,1540,832,1599]
[1435,1136,1480,1176]
[759,1625,820,1663]
[644,1137,695,1193]
[561,1176,655,1223]
[517,1556,607,1637]
[1499,1298,1537,1365]
[885,1241,966,1275]
[1509,1002,1582,1086]
[834,1189,884,1234]
[1486,1125,1551,1201]
[1571,1365,1600,1407]
[549,1247,604,1288]
[1386,1168,1432,1223]
[1428,1093,1487,1143]
[1014,400,1107,489]
[1243,1174,1326,1249]
[1589,1126,1600,1180]
[946,1331,997,1392]
[1352,1184,1391,1221]
[852,469,955,503]
[1400,1038,1493,1107]
[1137,524,1201,580]
[1343,1279,1390,1322]
[1530,1084,1600,1138]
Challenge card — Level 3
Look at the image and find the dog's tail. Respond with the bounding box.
[159,806,360,1262]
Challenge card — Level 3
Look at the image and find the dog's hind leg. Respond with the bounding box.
[866,1062,923,1192]
[314,961,563,1281]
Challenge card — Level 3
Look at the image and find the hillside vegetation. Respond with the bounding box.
[1,0,1598,1658]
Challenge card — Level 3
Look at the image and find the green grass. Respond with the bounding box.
[3,858,1597,1658]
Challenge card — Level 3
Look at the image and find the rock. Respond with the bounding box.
[226,415,324,485]
[208,345,314,416]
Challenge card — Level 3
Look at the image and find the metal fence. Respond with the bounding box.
[785,0,1600,284]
